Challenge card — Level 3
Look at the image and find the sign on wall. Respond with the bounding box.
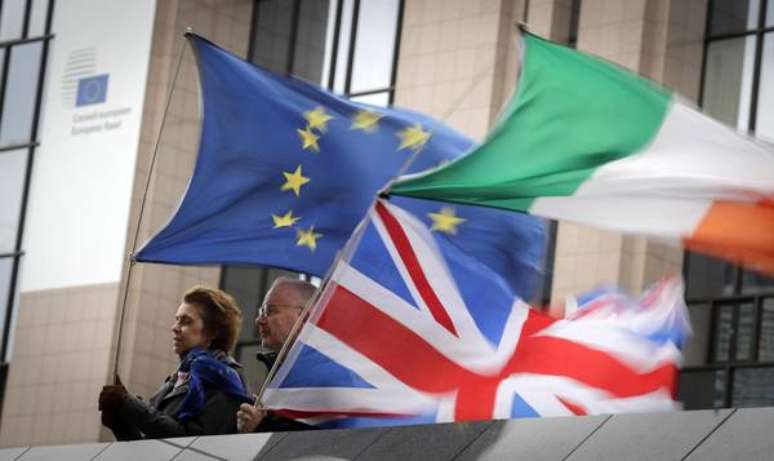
[21,0,157,291]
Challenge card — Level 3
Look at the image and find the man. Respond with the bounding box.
[237,276,316,432]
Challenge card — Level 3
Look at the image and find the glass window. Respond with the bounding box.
[221,266,267,343]
[0,149,27,253]
[0,42,43,146]
[685,253,735,301]
[252,0,294,73]
[678,369,726,410]
[351,91,390,107]
[0,258,12,342]
[333,0,355,93]
[755,32,774,143]
[732,366,774,407]
[0,0,26,41]
[709,0,760,36]
[291,0,331,85]
[320,1,338,87]
[683,303,712,366]
[760,298,774,361]
[27,0,50,37]
[684,0,774,413]
[735,302,757,361]
[349,0,399,93]
[702,37,757,130]
[741,269,774,295]
[713,304,734,362]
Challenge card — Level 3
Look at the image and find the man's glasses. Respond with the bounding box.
[257,303,303,318]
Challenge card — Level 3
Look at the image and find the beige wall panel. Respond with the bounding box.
[1,0,254,448]
[396,0,514,141]
[1,284,118,445]
[109,0,254,443]
[551,0,707,304]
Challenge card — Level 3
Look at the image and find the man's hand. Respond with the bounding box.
[236,402,266,433]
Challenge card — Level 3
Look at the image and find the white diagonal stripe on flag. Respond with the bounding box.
[373,201,494,352]
[535,320,683,372]
[333,262,513,372]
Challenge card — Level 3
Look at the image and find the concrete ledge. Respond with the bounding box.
[0,408,769,460]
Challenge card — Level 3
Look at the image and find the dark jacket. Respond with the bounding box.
[254,350,314,433]
[108,350,246,440]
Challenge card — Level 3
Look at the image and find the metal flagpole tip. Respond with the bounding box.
[184,26,194,37]
[516,21,530,32]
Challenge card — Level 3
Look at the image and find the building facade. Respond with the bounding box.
[0,0,771,447]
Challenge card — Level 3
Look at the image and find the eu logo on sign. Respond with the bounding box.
[76,74,109,106]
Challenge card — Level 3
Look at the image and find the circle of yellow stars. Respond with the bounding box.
[275,104,435,251]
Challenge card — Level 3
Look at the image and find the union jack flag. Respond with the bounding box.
[262,199,690,428]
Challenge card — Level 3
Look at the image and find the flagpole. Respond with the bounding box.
[111,30,191,379]
[389,26,524,190]
[384,22,527,194]
[253,214,370,406]
[253,38,506,406]
[252,249,341,402]
[253,198,373,403]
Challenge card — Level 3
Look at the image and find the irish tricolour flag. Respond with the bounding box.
[392,30,774,275]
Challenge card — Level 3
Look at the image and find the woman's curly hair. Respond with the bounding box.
[183,286,242,353]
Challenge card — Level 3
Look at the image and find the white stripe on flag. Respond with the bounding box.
[301,323,432,402]
[374,201,494,352]
[264,387,435,415]
[264,326,436,414]
[495,374,678,418]
[334,262,520,373]
[529,195,709,239]
[583,101,774,201]
[531,101,774,238]
[535,320,683,372]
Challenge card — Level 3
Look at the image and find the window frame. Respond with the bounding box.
[0,0,55,363]
[248,0,405,101]
[699,0,774,132]
[681,0,774,410]
[0,0,55,416]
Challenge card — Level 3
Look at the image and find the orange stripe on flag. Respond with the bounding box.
[685,199,774,275]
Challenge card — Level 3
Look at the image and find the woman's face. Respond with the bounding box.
[171,302,211,355]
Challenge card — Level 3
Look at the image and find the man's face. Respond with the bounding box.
[255,283,302,351]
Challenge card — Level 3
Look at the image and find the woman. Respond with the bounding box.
[99,286,253,439]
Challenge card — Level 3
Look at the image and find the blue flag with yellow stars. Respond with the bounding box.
[135,34,546,299]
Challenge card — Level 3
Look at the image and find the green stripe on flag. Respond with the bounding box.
[391,32,671,211]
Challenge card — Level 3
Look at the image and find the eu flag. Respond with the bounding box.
[135,34,546,299]
[76,74,109,106]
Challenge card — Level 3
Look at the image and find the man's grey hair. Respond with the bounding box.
[268,276,317,307]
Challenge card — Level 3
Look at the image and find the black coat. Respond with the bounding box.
[106,351,246,440]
